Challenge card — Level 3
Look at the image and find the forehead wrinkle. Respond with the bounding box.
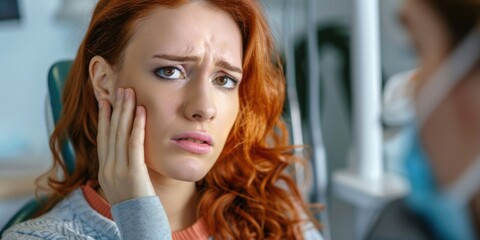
[204,38,242,72]
[161,44,196,58]
[129,4,242,68]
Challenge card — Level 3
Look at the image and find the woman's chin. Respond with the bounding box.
[171,170,207,182]
[158,157,210,182]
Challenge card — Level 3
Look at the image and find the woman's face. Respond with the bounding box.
[113,2,243,182]
[399,0,452,89]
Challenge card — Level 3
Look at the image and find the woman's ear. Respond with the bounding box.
[89,56,116,104]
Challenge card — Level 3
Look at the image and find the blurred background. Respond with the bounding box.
[0,0,418,239]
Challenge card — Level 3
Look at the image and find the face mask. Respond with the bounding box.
[403,29,480,240]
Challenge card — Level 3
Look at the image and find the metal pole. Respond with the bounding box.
[352,0,383,181]
[283,0,305,191]
[305,0,331,239]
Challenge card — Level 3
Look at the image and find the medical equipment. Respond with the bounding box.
[333,1,408,239]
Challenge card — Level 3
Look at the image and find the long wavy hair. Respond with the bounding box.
[39,0,319,239]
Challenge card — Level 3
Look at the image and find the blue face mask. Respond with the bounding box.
[403,29,480,240]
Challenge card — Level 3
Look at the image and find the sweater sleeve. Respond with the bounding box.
[110,196,172,240]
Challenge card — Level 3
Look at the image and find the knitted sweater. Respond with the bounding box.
[2,188,323,239]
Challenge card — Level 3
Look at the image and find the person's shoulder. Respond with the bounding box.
[27,188,89,222]
[2,189,117,240]
[1,217,92,239]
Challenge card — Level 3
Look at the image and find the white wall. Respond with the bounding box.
[380,0,417,77]
[0,0,94,230]
[0,0,92,168]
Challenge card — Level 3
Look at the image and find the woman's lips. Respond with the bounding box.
[171,132,213,154]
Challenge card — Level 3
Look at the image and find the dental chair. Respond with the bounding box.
[0,60,74,236]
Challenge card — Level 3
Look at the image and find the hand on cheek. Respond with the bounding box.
[97,87,155,205]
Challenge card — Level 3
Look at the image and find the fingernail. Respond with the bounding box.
[137,106,143,115]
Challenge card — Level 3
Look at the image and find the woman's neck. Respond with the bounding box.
[147,167,199,232]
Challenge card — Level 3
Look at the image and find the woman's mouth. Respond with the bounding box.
[171,132,213,154]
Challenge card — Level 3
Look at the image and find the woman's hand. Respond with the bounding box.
[97,87,156,205]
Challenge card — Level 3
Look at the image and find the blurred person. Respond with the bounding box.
[1,0,322,239]
[398,0,480,239]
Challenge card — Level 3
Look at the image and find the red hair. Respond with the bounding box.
[40,0,320,239]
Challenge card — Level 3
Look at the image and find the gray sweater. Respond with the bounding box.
[2,189,170,240]
[1,189,323,239]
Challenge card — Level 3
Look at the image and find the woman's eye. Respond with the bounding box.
[154,67,183,79]
[213,76,238,90]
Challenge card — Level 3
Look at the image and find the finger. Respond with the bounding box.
[129,105,146,170]
[106,88,124,171]
[116,88,136,167]
[97,99,111,171]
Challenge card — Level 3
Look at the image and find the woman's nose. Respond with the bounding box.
[183,78,217,122]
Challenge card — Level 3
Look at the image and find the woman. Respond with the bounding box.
[2,0,321,239]
[397,0,480,239]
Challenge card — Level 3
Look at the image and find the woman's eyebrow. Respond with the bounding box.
[217,60,243,75]
[152,54,242,75]
[152,54,198,62]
